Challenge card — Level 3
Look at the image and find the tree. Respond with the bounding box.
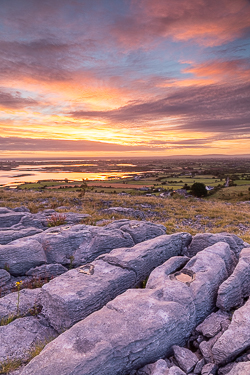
[191,182,207,197]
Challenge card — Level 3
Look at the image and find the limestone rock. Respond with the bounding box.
[167,367,186,375]
[0,268,11,287]
[217,247,250,310]
[0,238,47,276]
[212,298,250,364]
[173,345,198,373]
[0,212,26,228]
[0,288,41,321]
[40,233,190,331]
[137,359,169,374]
[226,362,250,375]
[196,310,231,338]
[199,331,223,363]
[193,358,205,374]
[40,259,136,332]
[74,227,135,265]
[105,220,166,244]
[186,233,246,258]
[146,256,190,289]
[201,363,217,375]
[0,316,57,363]
[99,233,192,284]
[20,241,235,375]
[0,227,43,245]
[26,264,68,278]
[20,288,194,375]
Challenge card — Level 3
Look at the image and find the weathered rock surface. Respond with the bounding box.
[0,238,47,276]
[212,297,250,364]
[137,359,169,374]
[40,233,191,331]
[166,367,185,375]
[99,233,191,284]
[217,247,250,310]
[0,227,42,245]
[20,242,235,375]
[201,363,217,375]
[0,316,57,363]
[105,219,166,244]
[196,310,231,338]
[0,212,27,228]
[26,263,68,278]
[0,288,41,321]
[173,345,198,373]
[186,232,246,258]
[146,256,189,289]
[226,361,250,375]
[40,259,136,332]
[0,268,11,287]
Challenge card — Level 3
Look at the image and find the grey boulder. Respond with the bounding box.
[0,316,57,363]
[0,238,47,276]
[0,212,26,228]
[105,220,166,244]
[186,232,246,258]
[20,242,235,375]
[0,268,11,287]
[212,298,250,364]
[0,288,41,321]
[196,310,231,338]
[40,233,190,332]
[146,256,190,289]
[217,247,250,310]
[0,227,43,245]
[26,264,68,278]
[173,345,198,373]
[137,359,169,374]
[226,362,250,375]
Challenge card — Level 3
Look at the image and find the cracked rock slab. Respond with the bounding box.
[0,238,47,276]
[40,233,190,332]
[196,310,231,338]
[0,288,41,321]
[173,345,198,373]
[212,298,250,364]
[226,361,250,375]
[217,247,250,310]
[0,316,57,363]
[20,241,235,375]
[186,233,246,259]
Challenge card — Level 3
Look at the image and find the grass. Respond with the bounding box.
[0,188,250,243]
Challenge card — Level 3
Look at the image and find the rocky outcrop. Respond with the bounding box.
[1,212,250,375]
[40,233,191,332]
[0,317,57,363]
[0,227,42,245]
[217,247,250,310]
[0,288,41,321]
[0,239,47,276]
[0,215,166,281]
[186,232,246,258]
[20,242,235,375]
[212,298,250,364]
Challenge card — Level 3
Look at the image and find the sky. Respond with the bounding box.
[0,0,250,158]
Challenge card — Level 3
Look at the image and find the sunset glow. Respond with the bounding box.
[1,0,250,158]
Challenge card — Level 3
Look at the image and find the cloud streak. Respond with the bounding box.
[0,0,250,156]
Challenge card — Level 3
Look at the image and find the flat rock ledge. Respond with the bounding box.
[0,215,250,375]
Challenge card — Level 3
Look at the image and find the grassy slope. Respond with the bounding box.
[1,189,250,243]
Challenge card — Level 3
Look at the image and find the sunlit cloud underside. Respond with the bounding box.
[1,0,250,157]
